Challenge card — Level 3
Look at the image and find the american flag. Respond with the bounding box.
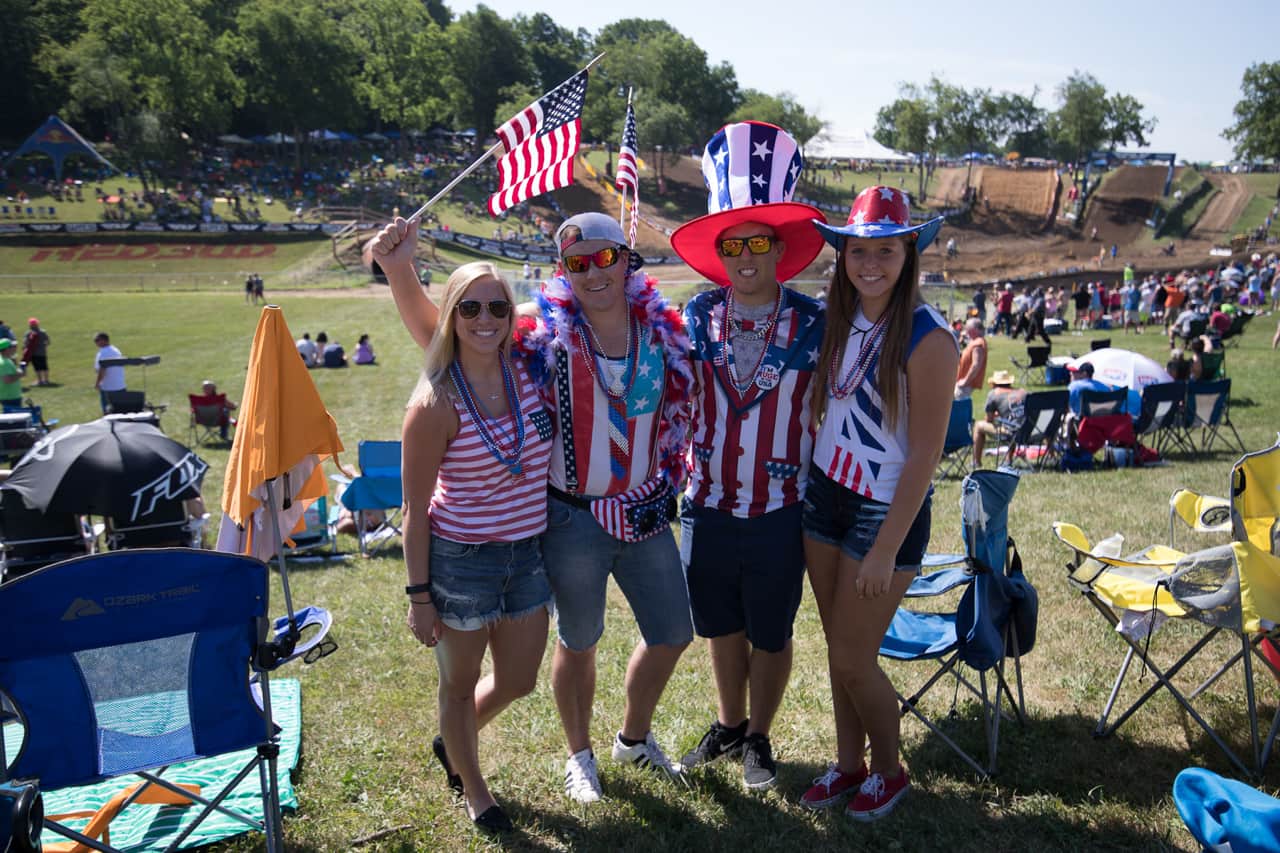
[615,103,638,194]
[615,102,640,248]
[488,70,588,216]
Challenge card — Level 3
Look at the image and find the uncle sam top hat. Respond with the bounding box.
[670,121,827,287]
[813,185,944,252]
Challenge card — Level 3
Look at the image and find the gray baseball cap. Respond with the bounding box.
[554,212,644,272]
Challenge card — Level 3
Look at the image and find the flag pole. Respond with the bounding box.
[408,52,607,223]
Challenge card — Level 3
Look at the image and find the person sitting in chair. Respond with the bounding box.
[972,370,1026,469]
[1067,361,1109,417]
[192,380,237,440]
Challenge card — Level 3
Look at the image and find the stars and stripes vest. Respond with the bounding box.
[684,287,824,518]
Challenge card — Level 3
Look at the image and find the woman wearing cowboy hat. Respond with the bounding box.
[800,186,957,821]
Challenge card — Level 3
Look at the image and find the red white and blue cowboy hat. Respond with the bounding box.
[670,121,827,287]
[814,185,944,252]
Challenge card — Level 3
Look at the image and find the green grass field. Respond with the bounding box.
[7,289,1280,852]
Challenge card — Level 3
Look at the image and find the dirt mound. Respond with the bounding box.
[930,167,970,206]
[1189,173,1248,240]
[1080,166,1166,246]
[970,168,1058,234]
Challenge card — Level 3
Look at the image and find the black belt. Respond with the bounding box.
[548,485,593,510]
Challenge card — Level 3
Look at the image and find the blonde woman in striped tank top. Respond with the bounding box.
[401,261,554,834]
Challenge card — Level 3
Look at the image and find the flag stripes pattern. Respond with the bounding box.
[488,70,588,216]
[615,103,639,194]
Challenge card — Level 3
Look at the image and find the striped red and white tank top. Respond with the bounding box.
[429,359,554,542]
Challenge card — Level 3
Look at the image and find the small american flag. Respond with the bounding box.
[615,102,639,247]
[615,103,638,194]
[488,70,588,216]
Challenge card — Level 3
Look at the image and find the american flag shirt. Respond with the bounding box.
[814,303,951,503]
[684,287,824,517]
[548,333,666,496]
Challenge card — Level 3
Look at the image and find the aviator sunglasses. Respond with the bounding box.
[718,235,776,257]
[456,299,512,320]
[562,246,623,274]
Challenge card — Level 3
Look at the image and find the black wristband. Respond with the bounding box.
[405,582,431,595]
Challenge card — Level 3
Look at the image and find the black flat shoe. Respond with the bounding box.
[432,734,464,796]
[472,805,514,833]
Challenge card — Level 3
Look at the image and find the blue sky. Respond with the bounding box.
[456,0,1279,162]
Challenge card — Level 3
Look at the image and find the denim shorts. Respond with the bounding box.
[680,499,805,653]
[541,495,693,651]
[801,468,931,571]
[428,534,552,631]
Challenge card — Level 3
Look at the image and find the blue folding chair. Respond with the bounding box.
[0,549,333,852]
[338,440,403,556]
[880,469,1037,777]
[936,396,974,481]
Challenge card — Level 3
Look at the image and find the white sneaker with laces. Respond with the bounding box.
[563,748,602,803]
[610,731,683,780]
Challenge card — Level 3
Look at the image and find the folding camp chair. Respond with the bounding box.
[1052,438,1280,777]
[337,440,403,557]
[1182,379,1246,456]
[1078,387,1129,418]
[1221,313,1253,348]
[1180,318,1209,347]
[936,397,974,481]
[284,494,340,559]
[0,487,95,582]
[106,497,207,550]
[1009,345,1051,387]
[1134,381,1190,457]
[880,469,1035,777]
[188,394,233,445]
[0,548,334,852]
[1005,389,1068,471]
[1199,350,1226,381]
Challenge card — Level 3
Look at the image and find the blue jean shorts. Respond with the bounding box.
[680,499,805,653]
[428,534,552,631]
[801,468,931,571]
[541,494,693,651]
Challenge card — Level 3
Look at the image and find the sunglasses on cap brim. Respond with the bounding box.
[562,246,625,274]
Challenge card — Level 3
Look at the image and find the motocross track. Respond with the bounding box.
[1187,173,1247,241]
[1079,166,1167,247]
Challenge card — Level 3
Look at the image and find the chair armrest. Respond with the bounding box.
[266,605,336,667]
[1169,489,1230,535]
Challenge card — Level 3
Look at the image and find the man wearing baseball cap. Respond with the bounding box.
[668,121,827,790]
[971,370,1026,469]
[375,209,695,803]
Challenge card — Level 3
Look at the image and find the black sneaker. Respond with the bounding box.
[432,734,464,797]
[741,733,776,791]
[679,720,747,770]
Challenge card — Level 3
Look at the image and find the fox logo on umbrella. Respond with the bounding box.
[129,452,208,522]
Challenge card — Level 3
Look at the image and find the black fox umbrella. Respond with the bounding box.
[3,418,208,522]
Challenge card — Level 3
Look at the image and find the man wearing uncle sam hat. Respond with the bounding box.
[669,120,828,790]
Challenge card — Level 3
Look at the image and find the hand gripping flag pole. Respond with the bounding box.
[406,52,605,224]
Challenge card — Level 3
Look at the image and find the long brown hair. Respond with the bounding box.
[811,236,922,428]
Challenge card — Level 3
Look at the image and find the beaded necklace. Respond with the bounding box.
[575,312,639,399]
[829,311,890,400]
[715,286,782,390]
[449,355,526,476]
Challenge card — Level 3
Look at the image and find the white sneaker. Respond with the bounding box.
[610,731,682,781]
[563,748,602,803]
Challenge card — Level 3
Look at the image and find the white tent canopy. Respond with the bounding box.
[806,130,912,162]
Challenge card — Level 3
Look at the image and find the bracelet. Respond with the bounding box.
[405,582,431,595]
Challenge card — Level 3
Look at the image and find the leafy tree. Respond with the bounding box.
[347,0,450,135]
[232,0,360,166]
[875,91,933,200]
[1224,62,1280,162]
[1104,93,1155,150]
[929,77,996,189]
[1046,70,1108,168]
[442,5,530,137]
[728,90,823,148]
[512,13,589,93]
[421,0,450,28]
[638,100,692,180]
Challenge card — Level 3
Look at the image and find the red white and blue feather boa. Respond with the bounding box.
[513,270,693,493]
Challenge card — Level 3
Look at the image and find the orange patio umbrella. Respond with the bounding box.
[216,305,344,567]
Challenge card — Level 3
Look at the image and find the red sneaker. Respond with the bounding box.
[800,762,867,809]
[847,766,910,821]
